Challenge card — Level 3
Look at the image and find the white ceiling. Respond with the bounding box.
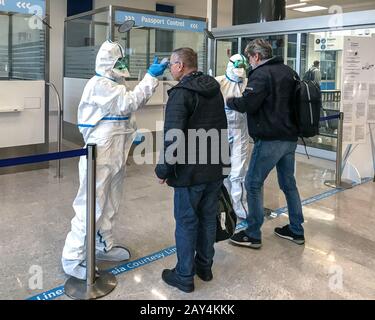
[286,0,375,19]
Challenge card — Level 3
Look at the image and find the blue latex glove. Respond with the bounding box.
[147,56,168,77]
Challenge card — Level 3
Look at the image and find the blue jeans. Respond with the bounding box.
[245,140,304,239]
[173,180,223,284]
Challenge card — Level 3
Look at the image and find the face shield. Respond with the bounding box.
[113,56,131,78]
[229,57,250,71]
[226,54,250,82]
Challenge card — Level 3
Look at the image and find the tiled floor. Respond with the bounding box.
[0,147,374,300]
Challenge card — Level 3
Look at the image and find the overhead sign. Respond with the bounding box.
[0,0,45,16]
[115,11,206,33]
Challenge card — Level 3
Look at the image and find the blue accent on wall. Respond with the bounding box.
[67,0,93,17]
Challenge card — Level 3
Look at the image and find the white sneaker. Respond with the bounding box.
[96,245,131,262]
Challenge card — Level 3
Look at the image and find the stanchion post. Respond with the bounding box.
[47,82,63,179]
[335,112,344,187]
[86,144,96,286]
[64,144,117,300]
[325,112,353,189]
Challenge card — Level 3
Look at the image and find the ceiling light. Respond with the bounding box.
[286,3,307,9]
[293,5,328,12]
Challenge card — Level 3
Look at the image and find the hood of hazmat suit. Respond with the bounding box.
[215,54,251,219]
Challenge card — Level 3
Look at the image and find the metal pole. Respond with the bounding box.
[335,112,344,187]
[64,144,117,300]
[47,82,63,178]
[368,123,375,182]
[296,33,302,75]
[86,144,96,286]
[207,0,218,74]
[324,112,352,189]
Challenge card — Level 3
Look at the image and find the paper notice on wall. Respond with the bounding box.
[343,83,355,100]
[368,102,375,123]
[342,102,353,123]
[341,37,375,144]
[355,102,367,122]
[343,123,353,143]
[369,83,375,100]
[354,125,366,143]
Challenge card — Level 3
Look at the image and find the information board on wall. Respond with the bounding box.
[341,36,375,144]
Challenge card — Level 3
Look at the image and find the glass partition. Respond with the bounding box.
[113,25,205,80]
[0,12,46,80]
[0,14,9,78]
[240,34,299,72]
[65,7,206,80]
[241,35,286,59]
[215,38,238,76]
[65,9,110,79]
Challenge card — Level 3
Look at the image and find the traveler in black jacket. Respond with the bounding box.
[155,48,229,292]
[227,39,305,248]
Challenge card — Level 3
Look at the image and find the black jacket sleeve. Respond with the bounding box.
[226,73,268,114]
[155,89,192,180]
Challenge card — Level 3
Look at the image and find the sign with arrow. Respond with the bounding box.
[0,0,45,16]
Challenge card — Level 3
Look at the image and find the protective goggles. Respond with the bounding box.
[114,57,129,70]
[230,55,250,70]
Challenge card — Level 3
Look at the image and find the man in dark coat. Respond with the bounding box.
[155,47,228,292]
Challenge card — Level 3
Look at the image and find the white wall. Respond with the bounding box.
[49,0,67,143]
[0,81,45,148]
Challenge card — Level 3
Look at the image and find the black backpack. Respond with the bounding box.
[293,73,322,138]
[216,185,237,242]
[303,67,315,81]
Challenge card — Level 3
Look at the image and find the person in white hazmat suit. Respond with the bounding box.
[62,40,168,279]
[216,54,251,219]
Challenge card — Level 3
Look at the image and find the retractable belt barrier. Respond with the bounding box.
[0,149,87,168]
[315,112,353,189]
[319,114,340,122]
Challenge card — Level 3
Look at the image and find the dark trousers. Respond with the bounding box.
[173,180,223,283]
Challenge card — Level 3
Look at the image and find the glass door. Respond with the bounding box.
[215,38,238,76]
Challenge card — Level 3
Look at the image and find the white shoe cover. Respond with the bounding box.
[62,258,99,280]
[96,245,131,262]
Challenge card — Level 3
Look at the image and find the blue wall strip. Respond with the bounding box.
[25,178,373,300]
[0,149,87,168]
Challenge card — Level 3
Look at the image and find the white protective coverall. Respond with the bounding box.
[216,54,251,219]
[62,40,160,279]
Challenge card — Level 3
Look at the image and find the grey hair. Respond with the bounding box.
[245,39,273,60]
[172,47,198,69]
